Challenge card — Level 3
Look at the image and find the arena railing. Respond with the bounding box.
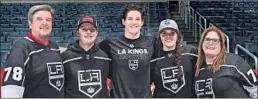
[179,1,207,42]
[235,44,258,70]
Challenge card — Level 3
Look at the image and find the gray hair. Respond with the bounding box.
[28,4,55,22]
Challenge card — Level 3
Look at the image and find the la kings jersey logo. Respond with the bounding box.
[78,70,102,98]
[161,66,185,93]
[129,60,138,70]
[195,78,215,98]
[47,62,64,91]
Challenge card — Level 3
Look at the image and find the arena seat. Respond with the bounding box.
[0,43,12,50]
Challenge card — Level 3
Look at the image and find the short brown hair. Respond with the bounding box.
[122,4,144,21]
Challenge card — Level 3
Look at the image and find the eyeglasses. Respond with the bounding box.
[80,28,96,33]
[204,38,220,44]
[161,31,176,37]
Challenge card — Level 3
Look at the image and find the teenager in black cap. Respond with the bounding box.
[150,19,197,98]
[61,16,111,98]
[99,4,155,98]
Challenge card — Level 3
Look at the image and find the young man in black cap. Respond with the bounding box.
[150,19,197,98]
[1,5,64,98]
[61,16,111,98]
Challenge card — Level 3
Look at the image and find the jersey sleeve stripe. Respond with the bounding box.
[50,48,60,52]
[24,36,34,42]
[24,57,30,66]
[93,56,111,61]
[1,85,25,98]
[181,53,198,57]
[28,49,44,56]
[24,49,45,66]
[200,68,205,71]
[243,85,257,98]
[221,65,256,87]
[63,57,83,64]
[150,56,165,63]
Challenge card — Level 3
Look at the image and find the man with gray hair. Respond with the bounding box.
[1,4,64,98]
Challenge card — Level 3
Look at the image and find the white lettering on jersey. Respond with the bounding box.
[4,67,23,82]
[117,49,148,55]
[247,69,257,83]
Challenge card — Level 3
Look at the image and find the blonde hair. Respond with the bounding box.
[195,26,227,76]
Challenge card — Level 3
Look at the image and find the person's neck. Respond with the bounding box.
[163,46,175,51]
[79,41,94,51]
[205,54,217,64]
[124,31,140,40]
[31,31,48,45]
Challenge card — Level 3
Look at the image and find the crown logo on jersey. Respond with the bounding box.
[87,86,95,93]
[171,83,178,89]
[56,80,61,87]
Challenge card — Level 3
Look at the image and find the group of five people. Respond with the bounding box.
[1,4,257,98]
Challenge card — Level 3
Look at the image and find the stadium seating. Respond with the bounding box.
[0,2,158,65]
[0,50,9,67]
[190,1,258,56]
[1,1,257,68]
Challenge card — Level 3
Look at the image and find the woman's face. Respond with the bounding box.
[160,29,178,50]
[202,31,221,57]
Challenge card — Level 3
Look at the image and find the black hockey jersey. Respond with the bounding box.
[150,44,197,98]
[1,36,64,98]
[194,53,258,98]
[98,35,155,98]
[61,41,111,98]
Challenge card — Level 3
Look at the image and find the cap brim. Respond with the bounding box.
[78,21,97,28]
[159,28,179,33]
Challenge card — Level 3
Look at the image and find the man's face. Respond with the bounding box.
[29,10,53,39]
[77,23,98,45]
[122,10,144,35]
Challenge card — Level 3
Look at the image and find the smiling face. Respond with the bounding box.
[77,23,98,45]
[29,10,53,39]
[160,29,178,50]
[202,31,221,57]
[122,10,144,36]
